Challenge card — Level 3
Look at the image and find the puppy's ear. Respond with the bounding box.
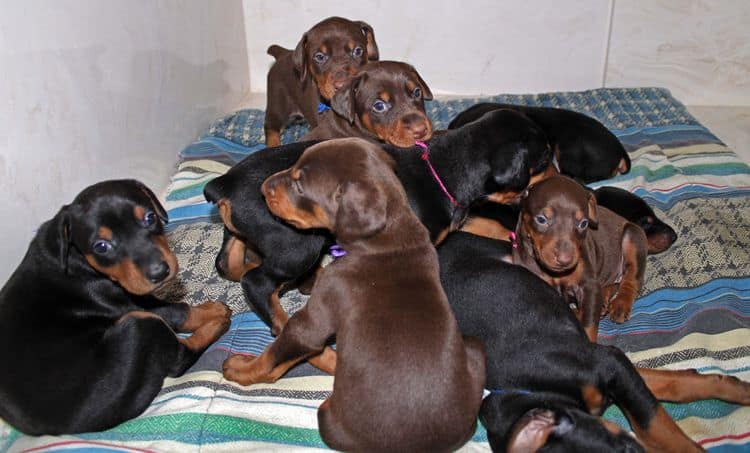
[356,21,379,61]
[57,205,74,272]
[491,141,531,191]
[136,180,168,224]
[507,409,557,453]
[334,180,387,240]
[331,75,362,124]
[292,32,309,81]
[586,191,599,228]
[410,65,433,101]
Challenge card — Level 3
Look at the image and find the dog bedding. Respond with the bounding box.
[2,87,749,452]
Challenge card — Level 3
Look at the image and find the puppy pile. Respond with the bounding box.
[1,15,747,453]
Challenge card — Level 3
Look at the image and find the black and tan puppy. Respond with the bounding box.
[449,102,631,183]
[264,16,379,147]
[302,60,434,147]
[0,180,231,435]
[203,109,552,336]
[440,232,750,452]
[595,186,678,254]
[512,175,648,341]
[222,139,485,452]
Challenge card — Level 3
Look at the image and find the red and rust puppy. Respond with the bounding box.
[0,180,231,435]
[302,60,433,147]
[223,138,486,452]
[512,175,648,341]
[264,16,379,147]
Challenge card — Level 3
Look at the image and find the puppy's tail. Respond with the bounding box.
[267,45,292,60]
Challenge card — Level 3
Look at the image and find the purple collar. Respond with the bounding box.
[329,244,347,259]
[414,140,465,208]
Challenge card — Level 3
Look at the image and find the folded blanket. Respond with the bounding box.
[3,87,748,452]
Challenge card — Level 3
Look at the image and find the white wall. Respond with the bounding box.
[0,1,250,283]
[242,0,749,105]
[243,0,612,96]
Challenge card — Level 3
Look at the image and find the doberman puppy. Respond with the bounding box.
[440,231,750,452]
[512,175,648,341]
[223,139,486,452]
[0,180,231,435]
[203,109,552,336]
[465,186,678,256]
[595,186,678,254]
[302,60,434,147]
[448,102,631,183]
[264,16,379,147]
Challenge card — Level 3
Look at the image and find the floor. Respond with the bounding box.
[686,106,750,164]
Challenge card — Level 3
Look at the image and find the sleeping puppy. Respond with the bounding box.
[595,186,678,254]
[264,16,379,147]
[448,102,630,183]
[223,138,485,452]
[302,60,434,147]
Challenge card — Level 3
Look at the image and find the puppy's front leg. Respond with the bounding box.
[223,303,334,385]
[579,281,605,342]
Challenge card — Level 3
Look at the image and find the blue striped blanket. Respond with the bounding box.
[2,88,749,452]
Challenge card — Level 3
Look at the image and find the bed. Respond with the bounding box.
[2,87,749,452]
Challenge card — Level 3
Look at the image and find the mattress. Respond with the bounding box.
[2,87,749,452]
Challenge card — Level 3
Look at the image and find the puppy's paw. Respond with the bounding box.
[179,301,232,351]
[607,297,632,323]
[223,354,268,386]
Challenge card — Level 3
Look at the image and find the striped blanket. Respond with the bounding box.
[2,88,749,452]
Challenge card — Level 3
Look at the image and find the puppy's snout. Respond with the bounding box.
[332,71,348,90]
[403,114,430,139]
[147,261,171,283]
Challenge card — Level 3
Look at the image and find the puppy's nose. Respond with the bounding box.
[333,79,345,90]
[410,123,428,139]
[555,252,574,268]
[147,261,170,283]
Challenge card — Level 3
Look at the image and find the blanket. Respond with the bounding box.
[2,87,749,452]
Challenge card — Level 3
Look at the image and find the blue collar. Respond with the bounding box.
[317,102,331,114]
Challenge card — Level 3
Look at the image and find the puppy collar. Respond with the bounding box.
[317,102,331,114]
[329,244,347,259]
[483,387,533,400]
[509,231,519,249]
[414,140,465,208]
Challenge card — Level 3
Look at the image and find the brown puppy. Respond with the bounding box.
[512,175,648,341]
[302,60,434,147]
[264,17,379,147]
[223,138,486,452]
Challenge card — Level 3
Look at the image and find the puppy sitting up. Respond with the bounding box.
[512,175,648,341]
[264,16,379,147]
[222,138,486,452]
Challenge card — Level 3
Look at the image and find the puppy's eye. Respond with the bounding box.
[313,52,328,64]
[293,178,304,195]
[93,240,113,255]
[577,219,589,230]
[142,211,156,227]
[412,87,422,98]
[372,100,390,113]
[535,215,548,225]
[352,46,363,58]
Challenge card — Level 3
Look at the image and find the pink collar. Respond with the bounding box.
[509,231,519,249]
[414,140,465,208]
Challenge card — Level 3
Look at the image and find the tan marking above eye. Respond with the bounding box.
[378,91,391,103]
[542,207,554,219]
[98,226,113,241]
[134,205,146,222]
[319,44,328,54]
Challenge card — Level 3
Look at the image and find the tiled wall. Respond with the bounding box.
[243,0,749,106]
